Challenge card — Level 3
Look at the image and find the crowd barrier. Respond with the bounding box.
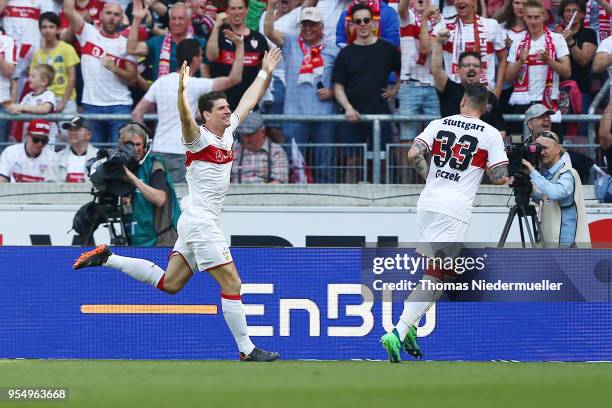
[2,246,611,361]
[1,112,606,184]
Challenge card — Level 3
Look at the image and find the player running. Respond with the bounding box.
[73,48,283,362]
[381,84,509,363]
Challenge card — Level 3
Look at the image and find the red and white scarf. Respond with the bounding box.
[345,0,381,44]
[298,35,325,85]
[513,27,557,110]
[158,25,194,78]
[450,13,488,84]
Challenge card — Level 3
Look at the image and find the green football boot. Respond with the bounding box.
[404,325,423,359]
[380,329,403,363]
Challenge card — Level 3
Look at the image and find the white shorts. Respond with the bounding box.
[171,213,233,273]
[416,210,469,259]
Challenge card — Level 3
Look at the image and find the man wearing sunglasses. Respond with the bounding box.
[0,120,56,182]
[521,130,591,247]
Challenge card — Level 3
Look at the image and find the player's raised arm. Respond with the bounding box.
[234,48,282,125]
[178,62,200,145]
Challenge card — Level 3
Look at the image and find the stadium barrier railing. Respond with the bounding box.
[0,113,605,184]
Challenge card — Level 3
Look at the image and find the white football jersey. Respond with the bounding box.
[0,143,56,182]
[181,113,239,220]
[415,114,508,222]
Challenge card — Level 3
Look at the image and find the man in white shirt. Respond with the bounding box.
[73,48,284,362]
[52,116,99,182]
[381,84,509,363]
[0,119,56,182]
[63,0,137,144]
[132,36,245,183]
[505,0,571,134]
[593,35,612,98]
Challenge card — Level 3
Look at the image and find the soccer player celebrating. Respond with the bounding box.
[381,84,509,363]
[73,48,283,362]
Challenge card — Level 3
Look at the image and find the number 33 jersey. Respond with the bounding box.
[415,114,508,222]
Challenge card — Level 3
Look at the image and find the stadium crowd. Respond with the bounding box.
[1,0,612,184]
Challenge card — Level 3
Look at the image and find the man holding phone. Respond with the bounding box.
[265,5,339,183]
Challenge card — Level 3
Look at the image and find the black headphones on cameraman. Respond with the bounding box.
[118,121,153,164]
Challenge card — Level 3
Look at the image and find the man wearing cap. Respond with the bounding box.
[231,112,289,184]
[0,120,56,182]
[51,116,99,183]
[522,130,590,247]
[265,5,339,183]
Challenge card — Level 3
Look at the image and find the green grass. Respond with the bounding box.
[1,360,612,408]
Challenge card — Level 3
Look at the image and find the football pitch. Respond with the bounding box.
[2,360,612,408]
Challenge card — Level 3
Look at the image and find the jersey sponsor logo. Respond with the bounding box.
[12,172,45,182]
[3,6,41,20]
[218,50,262,67]
[81,42,132,69]
[66,172,86,183]
[185,145,234,166]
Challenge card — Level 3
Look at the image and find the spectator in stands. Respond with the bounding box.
[125,0,170,38]
[592,32,612,93]
[64,0,138,145]
[397,0,440,142]
[52,116,99,182]
[265,5,338,183]
[555,0,597,115]
[0,120,56,182]
[59,0,105,43]
[118,122,181,246]
[260,0,314,144]
[505,0,571,135]
[231,112,289,183]
[32,12,80,134]
[128,1,208,81]
[6,64,58,144]
[585,0,612,43]
[0,28,16,150]
[0,0,49,97]
[335,0,400,47]
[132,36,244,183]
[434,0,507,97]
[333,3,401,183]
[431,32,506,133]
[496,0,527,109]
[207,0,269,110]
[189,0,215,40]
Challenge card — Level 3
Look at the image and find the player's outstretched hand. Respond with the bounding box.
[178,61,190,93]
[262,47,282,75]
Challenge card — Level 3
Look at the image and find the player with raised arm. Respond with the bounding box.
[381,84,509,363]
[73,48,283,362]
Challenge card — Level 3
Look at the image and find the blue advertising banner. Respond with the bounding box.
[1,247,611,361]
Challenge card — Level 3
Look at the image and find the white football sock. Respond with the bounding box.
[221,296,256,355]
[103,254,165,287]
[396,275,445,341]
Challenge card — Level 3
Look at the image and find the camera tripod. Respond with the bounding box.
[497,174,546,248]
[81,191,130,246]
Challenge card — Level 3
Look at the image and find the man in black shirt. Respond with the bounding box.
[332,3,401,182]
[431,28,506,136]
[206,0,269,109]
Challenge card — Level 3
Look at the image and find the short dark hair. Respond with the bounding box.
[198,91,228,123]
[559,0,586,16]
[39,12,60,29]
[458,51,481,66]
[350,3,373,19]
[463,83,489,110]
[177,39,202,68]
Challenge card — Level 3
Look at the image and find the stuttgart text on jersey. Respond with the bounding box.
[441,118,486,132]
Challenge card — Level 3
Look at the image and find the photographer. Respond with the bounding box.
[119,123,181,246]
[521,131,590,247]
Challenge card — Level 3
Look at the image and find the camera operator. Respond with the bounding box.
[521,131,590,247]
[119,123,181,246]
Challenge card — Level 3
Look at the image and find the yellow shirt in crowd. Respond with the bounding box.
[30,41,80,102]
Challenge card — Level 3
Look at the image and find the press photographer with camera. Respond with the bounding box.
[521,131,590,247]
[118,123,181,246]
